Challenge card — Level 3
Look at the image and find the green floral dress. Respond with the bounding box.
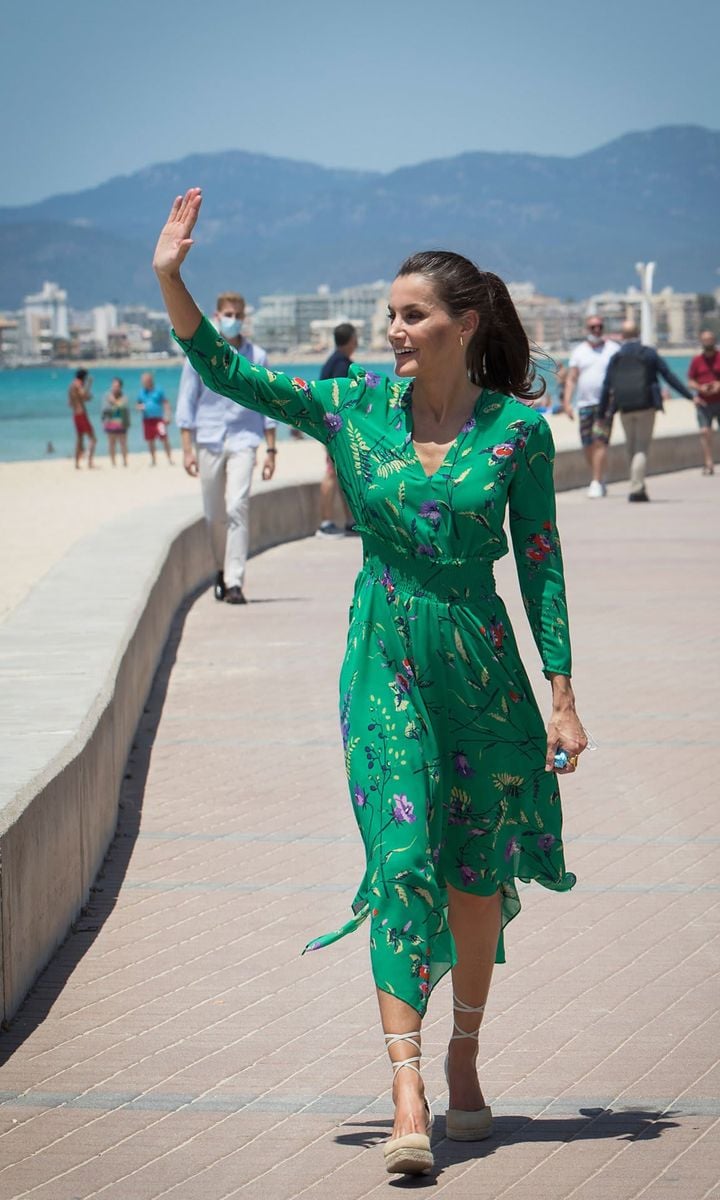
[175,318,576,1017]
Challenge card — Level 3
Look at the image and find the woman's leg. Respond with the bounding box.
[446,886,501,1110]
[108,434,116,466]
[377,989,429,1139]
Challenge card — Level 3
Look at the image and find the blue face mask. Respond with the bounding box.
[219,316,243,338]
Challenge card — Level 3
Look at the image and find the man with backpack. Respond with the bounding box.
[598,321,693,502]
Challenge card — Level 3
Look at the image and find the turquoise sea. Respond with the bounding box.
[0,355,692,463]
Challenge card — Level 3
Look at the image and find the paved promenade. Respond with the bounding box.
[0,468,718,1199]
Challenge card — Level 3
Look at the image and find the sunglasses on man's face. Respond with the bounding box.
[588,325,604,332]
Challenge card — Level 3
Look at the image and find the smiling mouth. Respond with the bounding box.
[393,347,417,356]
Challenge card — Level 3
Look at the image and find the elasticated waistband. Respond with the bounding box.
[359,531,497,604]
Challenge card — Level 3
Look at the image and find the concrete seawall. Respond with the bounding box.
[0,428,704,1024]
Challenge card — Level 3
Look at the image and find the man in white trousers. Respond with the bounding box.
[176,291,277,604]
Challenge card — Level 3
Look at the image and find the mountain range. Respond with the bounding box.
[1,125,718,310]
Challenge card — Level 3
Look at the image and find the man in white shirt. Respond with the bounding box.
[563,316,619,498]
[175,291,278,605]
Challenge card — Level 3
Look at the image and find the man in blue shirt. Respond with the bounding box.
[137,372,174,465]
[598,321,693,502]
[175,291,277,604]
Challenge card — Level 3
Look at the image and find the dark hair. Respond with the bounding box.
[396,250,545,400]
[75,368,88,380]
[334,322,356,348]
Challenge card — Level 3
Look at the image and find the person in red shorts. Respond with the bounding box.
[67,368,97,469]
[688,330,720,475]
[136,371,174,465]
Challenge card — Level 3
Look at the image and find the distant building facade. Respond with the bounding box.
[587,287,700,347]
[21,281,69,359]
[253,281,389,352]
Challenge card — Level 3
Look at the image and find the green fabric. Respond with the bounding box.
[175,317,576,1015]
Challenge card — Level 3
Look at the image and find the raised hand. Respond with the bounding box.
[153,188,203,278]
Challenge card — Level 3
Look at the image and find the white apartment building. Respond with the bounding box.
[21,281,69,358]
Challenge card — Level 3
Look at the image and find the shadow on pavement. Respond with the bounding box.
[336,1105,681,1154]
[0,585,203,1064]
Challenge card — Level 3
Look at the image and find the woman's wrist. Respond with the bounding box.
[549,673,576,712]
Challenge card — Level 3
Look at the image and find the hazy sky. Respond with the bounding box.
[2,0,718,206]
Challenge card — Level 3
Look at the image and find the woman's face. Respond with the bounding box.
[387,273,469,379]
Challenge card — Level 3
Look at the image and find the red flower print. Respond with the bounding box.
[291,376,307,388]
[490,621,505,650]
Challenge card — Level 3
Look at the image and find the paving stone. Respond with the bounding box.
[0,468,718,1199]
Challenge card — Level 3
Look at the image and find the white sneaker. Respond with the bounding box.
[315,521,345,539]
[586,480,605,499]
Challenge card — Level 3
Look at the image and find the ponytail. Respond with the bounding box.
[396,251,546,401]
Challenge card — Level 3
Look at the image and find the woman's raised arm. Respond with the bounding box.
[152,188,205,338]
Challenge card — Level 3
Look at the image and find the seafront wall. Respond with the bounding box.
[0,428,703,1025]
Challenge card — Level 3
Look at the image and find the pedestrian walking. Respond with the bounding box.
[598,321,694,502]
[175,291,278,605]
[101,377,131,467]
[136,372,174,465]
[316,322,358,539]
[153,189,588,1179]
[563,316,619,497]
[68,368,97,469]
[688,329,720,475]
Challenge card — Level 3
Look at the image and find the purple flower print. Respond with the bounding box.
[392,793,416,824]
[419,500,442,527]
[453,751,476,779]
[323,412,343,438]
[460,865,479,885]
[417,543,436,558]
[504,835,521,862]
[537,833,556,851]
[354,784,367,808]
[461,416,476,433]
[365,371,381,388]
[341,715,350,749]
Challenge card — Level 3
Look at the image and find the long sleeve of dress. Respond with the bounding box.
[508,417,572,677]
[173,316,360,444]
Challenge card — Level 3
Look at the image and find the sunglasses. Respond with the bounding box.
[588,324,604,332]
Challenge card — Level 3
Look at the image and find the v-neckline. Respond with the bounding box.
[404,383,485,480]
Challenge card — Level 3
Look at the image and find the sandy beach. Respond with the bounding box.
[1,397,700,623]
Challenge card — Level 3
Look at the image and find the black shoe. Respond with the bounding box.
[213,571,226,601]
[225,585,247,605]
[628,490,650,502]
[344,522,360,537]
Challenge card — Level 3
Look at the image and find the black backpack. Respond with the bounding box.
[609,347,654,413]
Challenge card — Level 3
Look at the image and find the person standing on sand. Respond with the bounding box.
[68,368,97,469]
[101,377,131,467]
[136,371,174,465]
[315,322,358,539]
[688,329,720,475]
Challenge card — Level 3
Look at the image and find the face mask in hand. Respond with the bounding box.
[219,316,243,338]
